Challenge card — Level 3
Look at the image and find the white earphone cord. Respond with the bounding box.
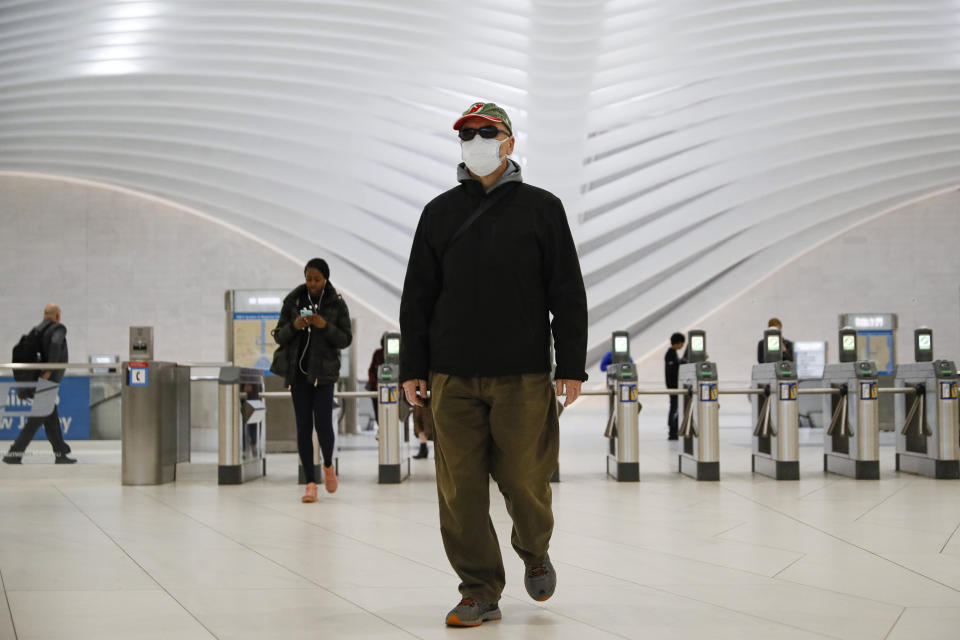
[298,289,324,376]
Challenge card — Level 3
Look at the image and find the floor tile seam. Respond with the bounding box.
[135,490,423,640]
[882,607,907,640]
[52,487,221,640]
[4,587,163,593]
[554,503,719,525]
[230,494,442,531]
[0,567,18,640]
[719,485,960,595]
[560,560,843,640]
[938,517,960,554]
[771,574,932,609]
[796,478,841,500]
[556,527,799,579]
[711,521,748,538]
[853,481,912,522]
[222,499,629,638]
[225,493,463,579]
[770,553,808,579]
[493,593,632,640]
[563,519,810,560]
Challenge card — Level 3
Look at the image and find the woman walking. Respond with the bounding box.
[274,258,352,503]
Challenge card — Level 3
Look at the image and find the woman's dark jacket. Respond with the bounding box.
[273,282,352,386]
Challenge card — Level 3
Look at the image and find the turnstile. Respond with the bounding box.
[751,360,799,480]
[378,333,409,483]
[605,362,640,481]
[821,361,880,479]
[218,367,267,484]
[894,360,960,479]
[678,361,719,480]
[121,361,190,485]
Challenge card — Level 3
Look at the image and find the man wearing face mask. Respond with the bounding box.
[400,102,588,627]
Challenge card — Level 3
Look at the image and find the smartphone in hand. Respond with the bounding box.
[300,308,313,318]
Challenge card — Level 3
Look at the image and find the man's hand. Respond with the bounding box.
[293,316,308,330]
[308,314,327,329]
[403,379,428,407]
[555,379,582,407]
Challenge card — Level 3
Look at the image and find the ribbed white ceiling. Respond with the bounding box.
[1,0,958,364]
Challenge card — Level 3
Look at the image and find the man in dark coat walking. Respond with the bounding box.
[399,102,588,627]
[4,304,76,464]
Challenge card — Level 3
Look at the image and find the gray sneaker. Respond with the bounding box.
[445,597,501,627]
[524,555,557,601]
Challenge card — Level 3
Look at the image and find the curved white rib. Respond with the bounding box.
[0,0,957,362]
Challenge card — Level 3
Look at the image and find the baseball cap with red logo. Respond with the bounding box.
[453,102,512,135]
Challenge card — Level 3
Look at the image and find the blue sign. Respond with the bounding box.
[0,377,91,440]
[129,366,149,386]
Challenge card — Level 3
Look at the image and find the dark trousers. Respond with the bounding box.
[668,394,679,437]
[290,377,335,481]
[431,372,558,603]
[7,407,71,458]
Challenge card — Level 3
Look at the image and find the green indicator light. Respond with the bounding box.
[382,374,392,379]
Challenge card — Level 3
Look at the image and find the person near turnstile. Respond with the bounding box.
[4,304,76,465]
[399,102,588,627]
[365,345,384,430]
[756,317,795,363]
[664,332,686,441]
[274,258,352,503]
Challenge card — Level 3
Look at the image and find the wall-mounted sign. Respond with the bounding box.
[840,313,897,331]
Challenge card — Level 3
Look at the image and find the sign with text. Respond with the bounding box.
[0,377,90,440]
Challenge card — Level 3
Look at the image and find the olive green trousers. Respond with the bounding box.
[430,372,559,603]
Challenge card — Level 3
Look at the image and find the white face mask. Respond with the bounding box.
[461,136,506,176]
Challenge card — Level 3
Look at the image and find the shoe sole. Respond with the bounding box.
[445,612,501,627]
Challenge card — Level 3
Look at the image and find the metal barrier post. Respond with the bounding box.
[377,333,408,483]
[121,360,181,485]
[606,362,640,481]
[894,359,960,478]
[217,367,266,484]
[821,360,880,479]
[678,361,720,480]
[751,360,800,480]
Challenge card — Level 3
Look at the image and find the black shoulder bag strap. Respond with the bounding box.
[36,321,55,362]
[444,183,520,258]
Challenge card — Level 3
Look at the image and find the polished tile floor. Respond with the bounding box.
[1,405,960,639]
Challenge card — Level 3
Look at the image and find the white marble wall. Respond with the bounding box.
[629,189,960,385]
[0,174,396,373]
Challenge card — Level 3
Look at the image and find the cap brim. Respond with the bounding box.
[453,114,509,131]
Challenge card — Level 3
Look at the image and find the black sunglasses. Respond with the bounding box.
[458,125,510,141]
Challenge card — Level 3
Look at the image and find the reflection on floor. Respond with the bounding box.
[1,406,959,639]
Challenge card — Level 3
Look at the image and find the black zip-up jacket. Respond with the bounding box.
[399,169,588,383]
[274,282,352,386]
